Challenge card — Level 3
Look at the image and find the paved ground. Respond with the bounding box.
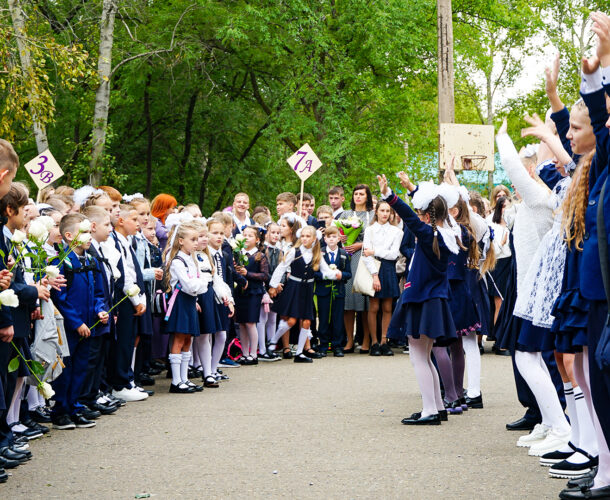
[4,344,561,499]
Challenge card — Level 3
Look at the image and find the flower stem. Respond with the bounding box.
[10,341,43,386]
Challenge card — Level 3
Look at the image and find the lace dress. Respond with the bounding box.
[514,176,571,328]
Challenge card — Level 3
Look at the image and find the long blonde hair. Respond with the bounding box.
[163,221,200,292]
[293,225,321,271]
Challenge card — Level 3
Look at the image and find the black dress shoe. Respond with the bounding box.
[89,402,118,415]
[0,455,22,469]
[465,394,483,409]
[439,410,448,421]
[282,349,293,359]
[506,416,538,431]
[79,407,101,420]
[0,467,7,483]
[150,359,166,370]
[294,353,313,363]
[138,373,155,386]
[401,413,441,425]
[333,347,345,357]
[21,418,50,434]
[343,347,355,353]
[52,414,76,430]
[0,446,28,462]
[305,350,322,359]
[559,484,610,499]
[145,367,162,376]
[370,343,382,356]
[359,348,370,354]
[380,343,394,356]
[567,466,597,489]
[169,383,195,394]
[30,407,51,423]
[9,446,31,460]
[203,376,219,388]
[9,422,43,440]
[72,414,96,428]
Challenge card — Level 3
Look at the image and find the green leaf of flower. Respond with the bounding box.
[8,356,19,372]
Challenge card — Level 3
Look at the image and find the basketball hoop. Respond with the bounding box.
[461,154,487,171]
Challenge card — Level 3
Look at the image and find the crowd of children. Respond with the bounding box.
[1,13,610,499]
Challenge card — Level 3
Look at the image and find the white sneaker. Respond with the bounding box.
[528,428,571,457]
[517,424,550,448]
[112,388,148,402]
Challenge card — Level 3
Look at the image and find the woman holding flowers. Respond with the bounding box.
[337,185,375,352]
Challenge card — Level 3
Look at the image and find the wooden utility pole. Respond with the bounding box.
[437,0,454,178]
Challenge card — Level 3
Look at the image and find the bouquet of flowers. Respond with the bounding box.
[334,216,363,247]
[229,234,249,266]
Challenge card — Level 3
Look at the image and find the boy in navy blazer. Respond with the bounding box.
[314,226,351,357]
[51,213,108,429]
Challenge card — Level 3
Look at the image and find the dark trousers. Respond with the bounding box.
[51,331,90,416]
[588,301,610,446]
[316,295,345,349]
[79,334,108,403]
[0,341,12,447]
[107,299,137,391]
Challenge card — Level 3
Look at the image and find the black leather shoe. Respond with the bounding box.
[9,422,42,440]
[169,383,195,394]
[52,414,76,430]
[30,406,51,423]
[380,343,394,356]
[138,373,155,386]
[105,393,126,407]
[9,446,31,460]
[294,353,313,363]
[370,343,382,356]
[401,413,441,425]
[150,359,166,370]
[145,366,162,376]
[79,407,101,420]
[0,467,7,483]
[439,410,448,421]
[343,347,355,354]
[566,467,597,489]
[305,350,322,359]
[333,347,345,357]
[72,414,96,428]
[21,418,50,434]
[0,455,22,469]
[0,446,28,462]
[89,402,118,415]
[506,416,538,431]
[465,394,483,409]
[282,349,293,359]
[559,484,610,499]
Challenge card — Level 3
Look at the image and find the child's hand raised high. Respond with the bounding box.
[377,174,390,197]
[592,12,610,67]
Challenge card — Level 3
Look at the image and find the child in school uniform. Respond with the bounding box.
[378,174,458,426]
[268,225,335,363]
[51,213,109,429]
[234,226,270,365]
[164,221,209,393]
[206,218,236,379]
[314,225,351,357]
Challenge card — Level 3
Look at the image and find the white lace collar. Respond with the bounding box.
[436,225,460,255]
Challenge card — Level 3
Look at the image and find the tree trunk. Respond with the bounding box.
[8,0,49,153]
[143,74,153,197]
[437,0,454,181]
[178,91,199,200]
[198,136,214,207]
[89,0,118,185]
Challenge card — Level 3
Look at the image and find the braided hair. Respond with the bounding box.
[424,196,449,260]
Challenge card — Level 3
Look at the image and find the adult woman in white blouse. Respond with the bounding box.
[362,201,403,356]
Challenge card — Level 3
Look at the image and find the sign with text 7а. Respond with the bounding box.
[24,149,64,189]
[286,144,323,182]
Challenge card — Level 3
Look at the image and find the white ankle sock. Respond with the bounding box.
[180,351,191,383]
[169,353,182,386]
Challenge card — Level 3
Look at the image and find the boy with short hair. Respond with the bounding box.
[51,213,109,429]
[314,226,351,357]
[328,186,345,219]
[232,193,253,235]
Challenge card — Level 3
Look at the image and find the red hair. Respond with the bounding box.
[97,185,122,202]
[151,193,177,223]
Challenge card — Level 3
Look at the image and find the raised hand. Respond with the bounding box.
[521,113,554,141]
[592,12,610,67]
[497,117,508,136]
[582,55,600,75]
[377,174,389,196]
[545,54,560,96]
[397,171,415,192]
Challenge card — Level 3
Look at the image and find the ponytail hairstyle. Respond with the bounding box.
[422,195,448,260]
[243,225,265,261]
[163,223,199,292]
[454,197,480,268]
[280,213,302,248]
[293,225,322,271]
[479,237,497,277]
[561,149,595,251]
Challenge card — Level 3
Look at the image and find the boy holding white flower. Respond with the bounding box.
[50,213,108,430]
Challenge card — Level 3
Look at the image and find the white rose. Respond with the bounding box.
[36,216,55,231]
[0,289,19,308]
[12,229,26,244]
[126,284,141,297]
[329,264,337,271]
[79,219,92,232]
[235,234,245,242]
[228,239,237,249]
[27,220,49,242]
[44,265,60,280]
[76,233,92,245]
[38,381,55,399]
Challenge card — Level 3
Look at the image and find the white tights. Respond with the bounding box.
[239,323,259,358]
[515,350,570,434]
[211,331,226,374]
[193,334,212,377]
[462,333,481,398]
[257,309,277,354]
[409,336,444,417]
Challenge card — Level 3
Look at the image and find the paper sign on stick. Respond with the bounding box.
[286,144,323,181]
[24,149,64,189]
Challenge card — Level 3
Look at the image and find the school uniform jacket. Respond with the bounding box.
[314,248,351,298]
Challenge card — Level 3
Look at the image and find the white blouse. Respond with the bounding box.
[362,222,403,274]
[269,245,336,288]
[170,251,209,296]
[194,251,233,303]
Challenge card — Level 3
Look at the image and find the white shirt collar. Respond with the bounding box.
[246,247,258,256]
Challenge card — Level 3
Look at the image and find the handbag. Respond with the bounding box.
[595,178,610,372]
[352,256,381,297]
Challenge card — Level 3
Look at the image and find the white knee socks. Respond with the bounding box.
[296,328,311,355]
[169,353,182,386]
[266,311,277,342]
[7,377,24,426]
[462,333,481,398]
[180,351,191,383]
[515,350,570,434]
[194,335,212,377]
[409,337,440,417]
[270,320,291,346]
[573,350,599,459]
[211,331,226,373]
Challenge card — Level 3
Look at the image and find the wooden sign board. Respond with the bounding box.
[440,123,495,171]
[286,143,323,181]
[24,149,65,189]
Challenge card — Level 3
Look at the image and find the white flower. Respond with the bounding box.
[36,216,55,231]
[126,284,141,297]
[79,219,92,232]
[38,382,54,399]
[44,265,60,280]
[27,220,49,242]
[12,229,26,244]
[228,239,237,250]
[235,234,245,243]
[76,233,92,245]
[0,289,19,308]
[329,264,337,271]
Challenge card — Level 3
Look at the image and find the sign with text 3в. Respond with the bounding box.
[286,144,323,181]
[24,149,64,189]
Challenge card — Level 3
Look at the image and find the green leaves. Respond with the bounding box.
[7,356,19,373]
